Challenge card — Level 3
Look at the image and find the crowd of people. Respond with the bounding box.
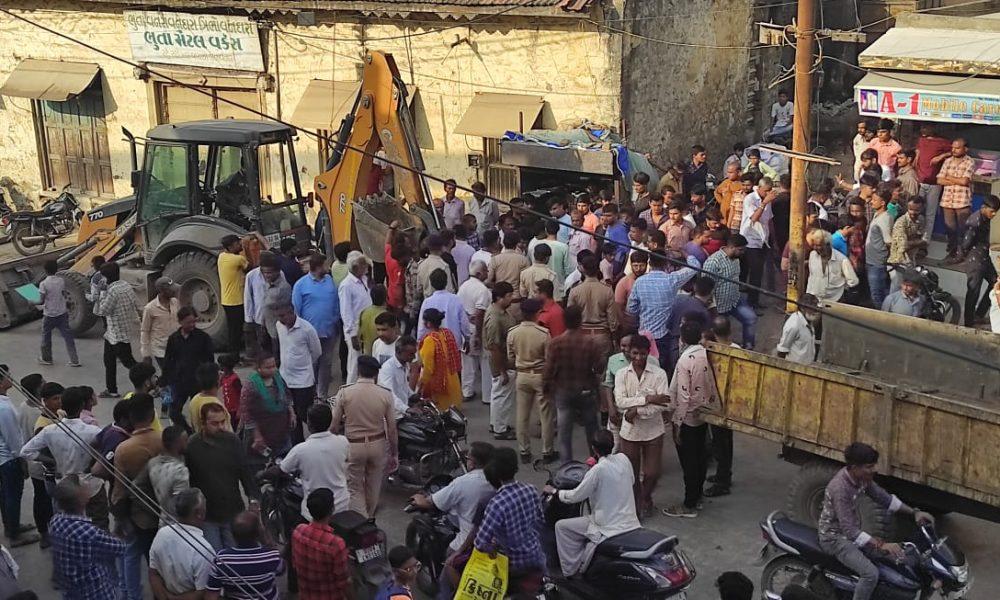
[2,114,993,600]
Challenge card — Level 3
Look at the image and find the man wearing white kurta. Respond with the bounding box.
[547,429,641,577]
[338,251,373,384]
[457,261,493,402]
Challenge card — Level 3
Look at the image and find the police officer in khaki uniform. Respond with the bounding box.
[506,298,554,464]
[331,355,398,517]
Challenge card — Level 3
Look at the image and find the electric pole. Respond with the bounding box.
[786,0,816,309]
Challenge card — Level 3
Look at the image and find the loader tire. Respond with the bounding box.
[785,462,890,540]
[57,270,97,335]
[162,251,227,348]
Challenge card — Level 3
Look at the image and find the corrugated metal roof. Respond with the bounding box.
[77,0,596,16]
[859,25,1000,76]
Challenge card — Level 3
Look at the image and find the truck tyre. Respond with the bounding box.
[162,251,227,348]
[56,270,97,335]
[785,463,890,540]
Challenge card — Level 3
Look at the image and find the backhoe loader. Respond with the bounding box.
[0,51,433,347]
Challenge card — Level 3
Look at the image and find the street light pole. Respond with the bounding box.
[787,0,816,309]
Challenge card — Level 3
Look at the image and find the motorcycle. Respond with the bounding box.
[538,461,696,599]
[888,264,961,325]
[0,189,12,244]
[403,474,459,597]
[10,184,83,256]
[257,459,391,599]
[388,401,468,488]
[759,511,970,599]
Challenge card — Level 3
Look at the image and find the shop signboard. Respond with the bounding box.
[124,11,264,72]
[857,83,1000,125]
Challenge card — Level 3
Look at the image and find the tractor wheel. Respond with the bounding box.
[162,251,227,348]
[785,462,890,540]
[57,270,97,335]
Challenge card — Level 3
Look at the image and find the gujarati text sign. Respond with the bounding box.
[857,86,1000,125]
[124,11,264,72]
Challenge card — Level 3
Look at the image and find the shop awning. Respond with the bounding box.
[0,59,101,102]
[454,92,546,138]
[290,79,360,130]
[854,71,1000,125]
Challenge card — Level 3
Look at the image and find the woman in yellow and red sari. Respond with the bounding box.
[417,308,463,411]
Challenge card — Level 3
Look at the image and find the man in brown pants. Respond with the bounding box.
[506,298,555,464]
[331,355,398,517]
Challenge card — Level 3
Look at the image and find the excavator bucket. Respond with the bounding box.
[352,193,430,262]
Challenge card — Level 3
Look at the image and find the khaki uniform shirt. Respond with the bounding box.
[568,277,619,333]
[331,379,394,439]
[483,303,516,373]
[140,297,180,359]
[519,263,558,300]
[506,322,550,371]
[488,250,531,298]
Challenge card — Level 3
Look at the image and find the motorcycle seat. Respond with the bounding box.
[770,518,833,560]
[595,528,677,559]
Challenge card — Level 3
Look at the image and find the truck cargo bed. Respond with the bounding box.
[707,343,1000,517]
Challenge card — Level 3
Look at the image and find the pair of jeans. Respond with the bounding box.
[0,459,23,535]
[741,247,767,307]
[103,340,137,394]
[223,304,245,354]
[315,335,338,399]
[965,259,997,327]
[169,385,195,433]
[554,389,599,463]
[290,386,316,444]
[203,521,235,551]
[942,207,971,254]
[709,424,733,488]
[919,183,943,243]
[122,526,156,600]
[866,264,891,309]
[819,536,880,600]
[721,296,758,350]
[675,423,709,509]
[40,313,78,364]
[31,477,51,536]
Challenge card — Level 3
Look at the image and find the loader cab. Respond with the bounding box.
[136,120,309,260]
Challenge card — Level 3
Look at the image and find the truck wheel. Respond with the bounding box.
[162,251,227,348]
[785,463,890,540]
[56,270,97,335]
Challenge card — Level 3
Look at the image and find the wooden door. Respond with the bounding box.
[38,86,114,197]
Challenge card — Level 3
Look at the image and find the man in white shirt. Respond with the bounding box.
[739,177,776,310]
[279,404,351,516]
[371,312,400,366]
[853,121,869,182]
[777,293,819,365]
[766,89,793,142]
[339,252,373,384]
[376,336,419,420]
[613,336,670,519]
[470,230,500,280]
[148,488,214,599]
[409,442,496,553]
[274,302,322,427]
[243,252,290,360]
[545,430,640,576]
[458,261,493,402]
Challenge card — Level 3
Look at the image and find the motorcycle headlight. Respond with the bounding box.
[950,563,969,584]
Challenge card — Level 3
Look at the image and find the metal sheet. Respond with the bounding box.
[290,79,360,130]
[858,25,1000,76]
[453,92,545,138]
[0,59,100,101]
[499,141,614,175]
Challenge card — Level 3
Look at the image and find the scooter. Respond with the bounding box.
[10,184,83,256]
[389,401,468,488]
[403,474,459,597]
[539,461,696,599]
[759,510,971,599]
[257,459,391,599]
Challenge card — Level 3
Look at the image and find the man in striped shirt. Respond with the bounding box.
[205,511,284,600]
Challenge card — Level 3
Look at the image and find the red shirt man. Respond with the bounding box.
[915,124,952,185]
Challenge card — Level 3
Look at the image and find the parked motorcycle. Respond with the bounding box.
[888,264,961,324]
[759,510,970,599]
[403,474,459,596]
[538,461,696,599]
[10,184,83,256]
[388,401,468,488]
[257,460,391,599]
[0,189,12,244]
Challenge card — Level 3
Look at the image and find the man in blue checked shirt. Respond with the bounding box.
[49,475,125,599]
[626,251,702,361]
[474,448,546,590]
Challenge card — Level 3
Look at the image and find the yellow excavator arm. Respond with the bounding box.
[313,51,435,254]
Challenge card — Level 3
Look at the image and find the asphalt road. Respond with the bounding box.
[0,315,997,599]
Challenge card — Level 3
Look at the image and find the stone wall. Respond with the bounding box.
[619,0,754,171]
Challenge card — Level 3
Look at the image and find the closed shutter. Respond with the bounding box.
[37,85,114,197]
[156,84,262,123]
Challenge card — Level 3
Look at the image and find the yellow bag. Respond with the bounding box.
[454,548,509,600]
